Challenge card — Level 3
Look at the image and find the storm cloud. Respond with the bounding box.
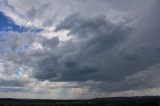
[0,0,160,99]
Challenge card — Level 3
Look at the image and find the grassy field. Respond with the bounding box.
[0,96,160,106]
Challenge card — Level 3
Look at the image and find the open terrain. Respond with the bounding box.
[0,96,160,106]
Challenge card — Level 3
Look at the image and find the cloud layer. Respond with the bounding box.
[0,0,160,99]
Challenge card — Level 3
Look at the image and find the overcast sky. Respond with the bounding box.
[0,0,160,99]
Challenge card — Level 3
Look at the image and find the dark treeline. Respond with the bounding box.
[0,96,160,106]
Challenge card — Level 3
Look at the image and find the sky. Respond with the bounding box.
[0,0,160,99]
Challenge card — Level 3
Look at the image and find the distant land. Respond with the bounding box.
[0,96,160,106]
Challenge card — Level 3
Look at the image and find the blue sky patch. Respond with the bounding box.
[0,12,43,33]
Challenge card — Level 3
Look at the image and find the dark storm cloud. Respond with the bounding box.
[84,65,160,93]
[32,1,160,91]
[0,0,160,98]
[1,0,158,94]
[33,13,133,82]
